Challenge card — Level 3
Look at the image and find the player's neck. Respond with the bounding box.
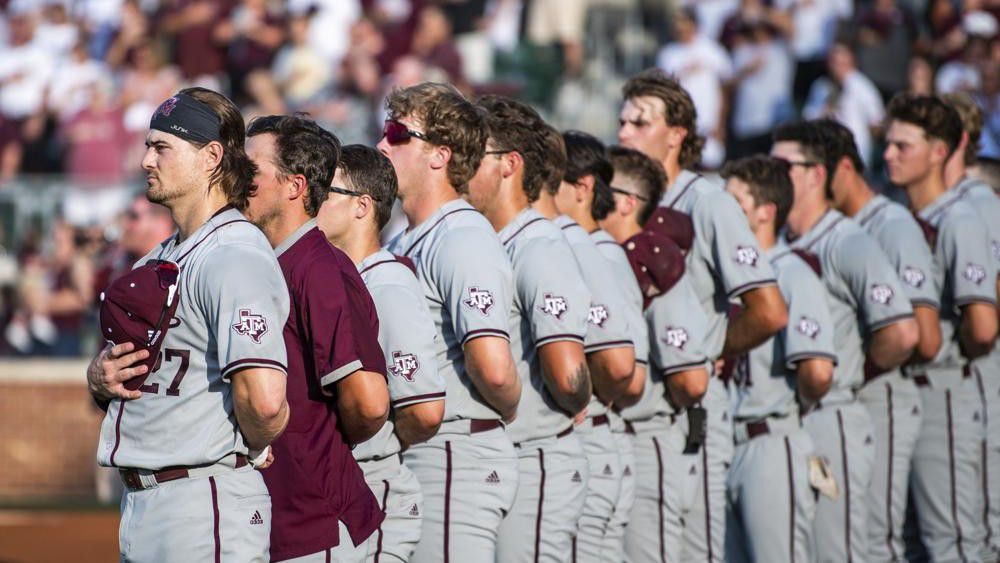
[787,198,829,239]
[485,179,530,233]
[566,207,598,232]
[661,155,682,190]
[839,175,875,218]
[944,157,966,189]
[754,224,776,252]
[401,180,460,230]
[331,228,380,267]
[171,188,230,243]
[605,217,642,244]
[905,172,948,213]
[263,208,312,250]
[531,191,559,220]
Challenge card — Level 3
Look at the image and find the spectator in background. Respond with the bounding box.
[60,79,129,185]
[775,0,852,105]
[804,41,885,166]
[287,0,361,67]
[656,7,732,168]
[160,0,232,90]
[719,0,792,51]
[214,0,286,111]
[94,194,174,294]
[119,40,182,137]
[908,54,935,95]
[34,2,80,59]
[976,62,1000,159]
[271,11,331,110]
[682,0,739,43]
[104,0,151,70]
[728,18,793,159]
[410,4,466,90]
[855,0,919,100]
[0,13,52,181]
[48,40,113,122]
[926,0,967,62]
[937,34,992,94]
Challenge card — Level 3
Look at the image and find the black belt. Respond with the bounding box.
[120,454,248,490]
[591,414,609,426]
[513,425,573,449]
[744,420,771,440]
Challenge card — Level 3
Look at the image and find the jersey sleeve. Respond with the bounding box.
[435,228,514,345]
[879,217,940,309]
[780,260,837,369]
[645,275,710,375]
[371,280,446,409]
[305,264,387,389]
[700,191,778,298]
[517,239,589,348]
[942,213,998,307]
[576,258,634,353]
[837,232,915,333]
[203,244,290,381]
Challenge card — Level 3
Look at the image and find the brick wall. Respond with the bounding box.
[0,361,102,502]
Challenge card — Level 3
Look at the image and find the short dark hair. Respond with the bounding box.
[813,118,865,174]
[721,156,793,231]
[940,92,983,166]
[772,119,837,198]
[622,68,705,169]
[476,94,550,202]
[177,87,257,210]
[563,130,615,221]
[336,145,398,230]
[608,145,666,225]
[385,82,486,191]
[246,114,342,217]
[886,93,963,156]
[538,124,567,196]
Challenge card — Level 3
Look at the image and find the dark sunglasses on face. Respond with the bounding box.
[383,120,429,146]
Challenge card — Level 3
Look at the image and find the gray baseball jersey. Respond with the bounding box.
[731,245,837,421]
[353,249,445,462]
[784,209,915,400]
[555,215,634,421]
[910,188,996,562]
[853,193,937,562]
[661,170,776,562]
[953,175,1000,557]
[98,207,290,470]
[386,199,514,423]
[498,208,590,444]
[591,229,650,369]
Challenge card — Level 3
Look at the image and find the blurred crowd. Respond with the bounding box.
[1,0,999,357]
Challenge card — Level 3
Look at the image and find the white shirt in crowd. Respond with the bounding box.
[731,40,794,139]
[681,0,739,42]
[773,0,852,60]
[0,41,53,118]
[804,69,885,166]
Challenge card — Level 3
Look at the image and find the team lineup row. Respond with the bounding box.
[85,68,1000,563]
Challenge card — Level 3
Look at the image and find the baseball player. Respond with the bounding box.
[381,83,522,563]
[618,68,789,562]
[602,145,712,563]
[772,120,919,563]
[469,95,592,563]
[317,144,447,563]
[819,118,942,562]
[884,94,998,562]
[87,88,290,562]
[722,156,834,562]
[531,128,639,560]
[244,115,389,562]
[943,92,1000,558]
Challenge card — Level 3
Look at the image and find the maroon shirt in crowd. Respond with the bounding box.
[262,222,387,562]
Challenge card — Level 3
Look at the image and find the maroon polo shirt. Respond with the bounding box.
[262,223,387,562]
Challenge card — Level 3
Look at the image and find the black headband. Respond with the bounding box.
[149,94,222,145]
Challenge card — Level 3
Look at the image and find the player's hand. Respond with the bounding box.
[86,342,149,402]
[573,408,588,426]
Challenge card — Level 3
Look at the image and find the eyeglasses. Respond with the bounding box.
[485,149,512,156]
[777,158,820,168]
[610,186,648,201]
[329,186,362,197]
[382,120,429,146]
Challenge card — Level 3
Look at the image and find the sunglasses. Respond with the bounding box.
[148,259,180,290]
[610,186,648,201]
[383,120,429,146]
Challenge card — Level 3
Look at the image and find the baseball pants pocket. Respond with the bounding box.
[576,424,624,563]
[365,464,423,563]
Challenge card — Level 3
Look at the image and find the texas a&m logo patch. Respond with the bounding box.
[232,309,268,344]
[390,351,419,382]
[588,304,609,327]
[540,293,568,319]
[463,287,495,315]
[796,316,821,339]
[663,326,689,349]
[155,96,179,117]
[902,267,926,288]
[964,262,987,285]
[734,246,760,267]
[870,284,894,305]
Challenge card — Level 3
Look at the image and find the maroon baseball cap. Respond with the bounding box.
[645,207,694,255]
[98,259,180,391]
[623,230,686,309]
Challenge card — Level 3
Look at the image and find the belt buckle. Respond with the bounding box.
[121,470,142,490]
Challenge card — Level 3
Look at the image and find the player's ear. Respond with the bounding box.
[428,144,451,172]
[356,193,374,221]
[501,150,522,179]
[667,125,688,150]
[201,141,224,174]
[575,175,595,203]
[286,174,308,201]
[759,201,777,226]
